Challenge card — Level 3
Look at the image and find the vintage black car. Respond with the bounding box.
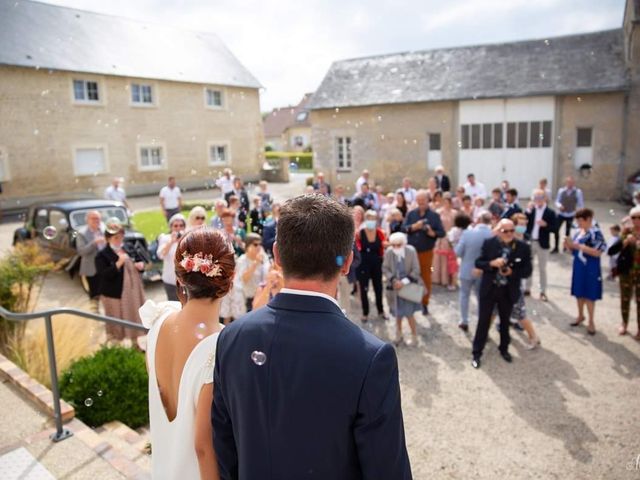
[13,199,160,287]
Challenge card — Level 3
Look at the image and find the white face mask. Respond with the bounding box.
[365,220,377,230]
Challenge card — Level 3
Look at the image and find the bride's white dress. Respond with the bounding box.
[140,300,221,480]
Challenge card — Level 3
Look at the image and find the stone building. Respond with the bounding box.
[0,0,263,206]
[309,0,640,199]
[263,93,313,152]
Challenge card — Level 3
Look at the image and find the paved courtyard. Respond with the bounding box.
[0,178,638,479]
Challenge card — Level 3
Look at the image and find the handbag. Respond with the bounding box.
[397,282,425,303]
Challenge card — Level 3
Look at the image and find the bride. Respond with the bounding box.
[140,227,235,479]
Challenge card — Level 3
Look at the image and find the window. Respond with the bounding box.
[482,124,492,149]
[507,122,516,148]
[74,147,107,176]
[296,111,308,122]
[577,128,592,147]
[209,144,228,165]
[73,79,100,102]
[336,136,352,170]
[429,133,441,151]
[471,124,480,149]
[0,148,8,181]
[517,122,528,148]
[205,88,223,108]
[542,121,552,147]
[530,122,541,148]
[131,83,153,105]
[460,125,469,149]
[494,123,503,148]
[293,136,304,147]
[139,146,164,170]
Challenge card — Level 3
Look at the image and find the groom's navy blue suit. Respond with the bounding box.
[212,291,412,480]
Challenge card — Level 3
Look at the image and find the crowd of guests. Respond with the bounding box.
[79,167,640,363]
[303,167,640,366]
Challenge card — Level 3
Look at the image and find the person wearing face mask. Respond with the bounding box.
[383,232,423,346]
[157,213,187,301]
[355,210,388,322]
[95,222,147,341]
[510,214,541,349]
[525,189,556,300]
[471,219,532,368]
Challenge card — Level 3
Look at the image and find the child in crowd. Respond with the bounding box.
[257,180,273,215]
[606,224,621,280]
[487,188,504,220]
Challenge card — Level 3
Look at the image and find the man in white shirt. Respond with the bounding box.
[215,168,235,197]
[525,189,556,300]
[396,177,417,206]
[159,176,183,221]
[355,169,372,195]
[104,177,129,210]
[463,173,487,200]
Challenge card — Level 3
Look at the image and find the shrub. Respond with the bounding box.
[9,314,99,389]
[265,151,313,170]
[0,242,54,353]
[60,345,149,429]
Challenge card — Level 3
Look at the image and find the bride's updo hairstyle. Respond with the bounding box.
[174,227,235,303]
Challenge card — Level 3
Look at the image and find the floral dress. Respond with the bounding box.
[432,208,458,284]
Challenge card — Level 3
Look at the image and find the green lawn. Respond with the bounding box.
[131,209,214,241]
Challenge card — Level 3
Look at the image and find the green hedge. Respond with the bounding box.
[60,346,149,429]
[265,151,313,170]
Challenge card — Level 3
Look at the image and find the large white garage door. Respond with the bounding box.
[458,97,555,198]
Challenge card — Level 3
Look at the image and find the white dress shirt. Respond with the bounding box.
[280,288,341,309]
[531,205,545,240]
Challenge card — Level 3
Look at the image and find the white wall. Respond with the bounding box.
[458,96,555,198]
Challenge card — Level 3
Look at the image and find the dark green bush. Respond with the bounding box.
[265,151,313,170]
[60,345,149,429]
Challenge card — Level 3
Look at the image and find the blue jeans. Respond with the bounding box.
[459,277,481,325]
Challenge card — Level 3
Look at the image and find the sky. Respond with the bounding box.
[43,0,626,112]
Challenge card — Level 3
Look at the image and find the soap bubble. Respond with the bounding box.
[609,209,616,216]
[84,398,93,407]
[251,350,267,366]
[33,129,39,135]
[42,225,57,240]
[97,390,103,397]
[105,217,123,234]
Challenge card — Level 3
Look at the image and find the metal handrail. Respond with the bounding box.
[0,305,147,442]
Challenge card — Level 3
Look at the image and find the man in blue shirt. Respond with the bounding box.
[455,212,494,331]
[402,190,445,315]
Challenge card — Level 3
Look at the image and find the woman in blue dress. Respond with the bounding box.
[565,208,606,335]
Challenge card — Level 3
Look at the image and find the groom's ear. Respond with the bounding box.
[273,243,282,269]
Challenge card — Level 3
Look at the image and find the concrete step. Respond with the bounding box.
[95,421,151,472]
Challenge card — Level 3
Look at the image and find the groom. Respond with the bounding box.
[212,194,412,479]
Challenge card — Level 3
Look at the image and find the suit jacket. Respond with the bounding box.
[225,189,250,213]
[455,224,494,280]
[500,203,523,220]
[76,225,104,277]
[312,181,332,195]
[433,174,450,192]
[212,293,412,480]
[94,245,124,299]
[475,237,532,304]
[525,206,556,249]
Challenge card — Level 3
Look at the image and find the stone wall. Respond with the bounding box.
[311,102,457,195]
[0,66,263,201]
[555,92,627,200]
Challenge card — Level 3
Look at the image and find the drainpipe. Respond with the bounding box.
[618,90,630,201]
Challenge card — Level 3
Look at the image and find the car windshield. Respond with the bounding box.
[69,207,129,229]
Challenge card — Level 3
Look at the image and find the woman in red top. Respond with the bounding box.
[356,210,388,322]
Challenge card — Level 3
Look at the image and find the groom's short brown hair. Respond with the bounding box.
[276,194,354,281]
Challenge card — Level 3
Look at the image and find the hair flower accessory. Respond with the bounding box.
[180,252,223,277]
